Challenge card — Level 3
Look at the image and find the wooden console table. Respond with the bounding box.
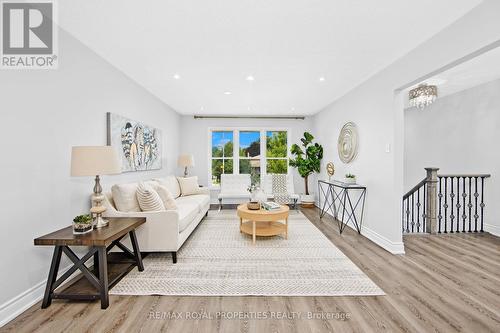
[34,217,145,309]
[318,180,367,234]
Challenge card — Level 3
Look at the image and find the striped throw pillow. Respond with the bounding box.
[136,182,165,212]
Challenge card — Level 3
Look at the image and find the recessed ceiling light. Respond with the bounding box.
[173,74,180,80]
[246,75,255,81]
[224,91,232,95]
[319,77,326,82]
[291,107,295,111]
[247,106,251,111]
[200,106,204,111]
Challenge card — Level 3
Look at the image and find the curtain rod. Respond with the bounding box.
[194,115,305,120]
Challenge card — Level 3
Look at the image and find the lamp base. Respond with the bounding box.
[94,215,109,228]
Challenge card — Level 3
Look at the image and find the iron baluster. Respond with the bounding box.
[474,177,479,232]
[450,177,455,233]
[443,177,448,234]
[480,177,485,232]
[438,177,443,233]
[468,177,472,232]
[462,177,467,232]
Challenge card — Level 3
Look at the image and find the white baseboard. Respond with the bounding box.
[315,203,405,255]
[0,264,74,328]
[485,223,500,237]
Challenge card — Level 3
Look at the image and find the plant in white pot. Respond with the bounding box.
[344,173,357,184]
[289,132,324,207]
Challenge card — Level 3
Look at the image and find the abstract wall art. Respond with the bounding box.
[107,113,162,172]
[338,122,359,164]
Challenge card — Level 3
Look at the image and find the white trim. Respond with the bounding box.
[485,223,500,237]
[0,263,76,327]
[315,203,405,255]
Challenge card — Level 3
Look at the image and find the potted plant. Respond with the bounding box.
[73,214,93,234]
[345,173,357,184]
[289,132,323,207]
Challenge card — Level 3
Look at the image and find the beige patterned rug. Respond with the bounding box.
[110,210,384,296]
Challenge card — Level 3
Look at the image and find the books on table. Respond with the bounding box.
[262,201,281,211]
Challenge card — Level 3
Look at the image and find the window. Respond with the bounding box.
[239,131,260,185]
[211,131,233,185]
[209,129,289,186]
[266,131,288,174]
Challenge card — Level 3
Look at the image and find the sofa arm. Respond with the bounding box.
[195,186,210,196]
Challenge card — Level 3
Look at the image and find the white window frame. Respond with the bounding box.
[208,127,291,188]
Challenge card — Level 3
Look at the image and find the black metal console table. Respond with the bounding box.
[318,180,367,234]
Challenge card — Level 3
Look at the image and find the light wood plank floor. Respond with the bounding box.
[3,208,500,333]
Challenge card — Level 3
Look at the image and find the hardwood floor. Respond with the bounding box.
[3,208,500,332]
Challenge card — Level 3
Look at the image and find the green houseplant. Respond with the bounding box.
[73,214,93,234]
[289,132,323,206]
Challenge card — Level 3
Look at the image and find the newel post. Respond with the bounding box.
[425,167,439,234]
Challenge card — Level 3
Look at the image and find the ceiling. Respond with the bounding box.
[405,45,500,108]
[58,0,482,116]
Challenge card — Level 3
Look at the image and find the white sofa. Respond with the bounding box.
[102,176,209,263]
[217,174,251,210]
[262,174,299,209]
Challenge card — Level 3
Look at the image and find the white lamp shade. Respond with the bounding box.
[178,154,195,167]
[71,146,121,176]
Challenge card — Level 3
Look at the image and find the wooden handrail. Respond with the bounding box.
[403,178,427,200]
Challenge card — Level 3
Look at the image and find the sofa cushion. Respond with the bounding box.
[111,182,141,212]
[177,176,200,196]
[153,176,181,198]
[176,202,199,232]
[136,182,165,212]
[175,194,209,213]
[155,184,178,210]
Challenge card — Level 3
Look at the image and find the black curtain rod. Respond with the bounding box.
[194,115,305,120]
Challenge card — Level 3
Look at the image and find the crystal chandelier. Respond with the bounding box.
[409,84,437,109]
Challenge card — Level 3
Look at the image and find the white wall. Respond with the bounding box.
[312,0,500,254]
[179,116,313,202]
[405,78,500,235]
[0,29,180,325]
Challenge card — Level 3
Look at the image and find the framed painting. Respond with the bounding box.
[106,112,162,172]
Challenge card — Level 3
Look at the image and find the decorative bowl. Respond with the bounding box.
[247,201,261,210]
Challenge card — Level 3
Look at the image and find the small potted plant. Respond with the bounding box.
[73,214,93,234]
[344,173,357,184]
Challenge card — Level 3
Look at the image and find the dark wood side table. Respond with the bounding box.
[34,217,145,309]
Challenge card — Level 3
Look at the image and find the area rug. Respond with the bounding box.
[110,210,384,296]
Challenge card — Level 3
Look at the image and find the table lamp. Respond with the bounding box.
[178,154,194,177]
[71,146,121,228]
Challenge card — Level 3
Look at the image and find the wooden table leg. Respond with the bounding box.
[129,230,144,271]
[252,220,256,244]
[285,217,288,240]
[41,246,62,309]
[97,246,109,309]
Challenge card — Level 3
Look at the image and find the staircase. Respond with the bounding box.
[403,168,490,234]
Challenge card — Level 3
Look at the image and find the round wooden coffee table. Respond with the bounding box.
[236,204,290,244]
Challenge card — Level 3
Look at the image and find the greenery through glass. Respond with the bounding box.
[266,131,288,174]
[211,159,233,185]
[239,131,260,157]
[212,131,233,158]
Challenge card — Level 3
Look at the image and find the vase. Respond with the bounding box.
[252,188,267,204]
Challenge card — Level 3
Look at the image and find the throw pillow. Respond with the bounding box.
[155,184,178,210]
[177,176,199,196]
[111,182,141,212]
[136,182,165,212]
[152,176,181,198]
